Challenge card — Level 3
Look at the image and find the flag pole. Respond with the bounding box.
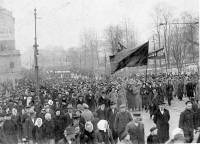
[145,41,149,84]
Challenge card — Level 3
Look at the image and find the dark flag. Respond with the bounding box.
[110,41,149,74]
[148,47,165,59]
[117,42,127,52]
[148,53,165,59]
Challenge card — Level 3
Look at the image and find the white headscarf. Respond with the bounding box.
[97,120,108,132]
[35,118,43,127]
[85,122,93,132]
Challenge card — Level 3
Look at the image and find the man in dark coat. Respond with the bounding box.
[96,102,107,120]
[23,109,37,144]
[177,79,184,100]
[3,113,18,144]
[153,102,170,143]
[64,105,76,128]
[140,84,149,111]
[85,89,96,112]
[125,113,145,144]
[0,116,7,144]
[57,125,80,144]
[186,79,195,100]
[53,109,65,143]
[107,102,118,143]
[179,101,197,143]
[114,104,132,141]
[166,79,174,106]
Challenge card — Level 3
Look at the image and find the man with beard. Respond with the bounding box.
[125,113,145,144]
[114,104,132,141]
[153,102,170,143]
[53,109,64,143]
[179,101,197,143]
[107,102,118,143]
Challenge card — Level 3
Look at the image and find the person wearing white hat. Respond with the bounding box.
[32,118,44,144]
[82,122,95,144]
[94,120,115,144]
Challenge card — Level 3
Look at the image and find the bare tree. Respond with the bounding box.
[181,12,199,63]
[104,25,123,55]
[122,17,137,49]
[151,3,174,69]
[171,22,189,74]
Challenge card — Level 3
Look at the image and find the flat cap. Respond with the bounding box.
[83,103,89,109]
[119,104,126,108]
[150,127,157,132]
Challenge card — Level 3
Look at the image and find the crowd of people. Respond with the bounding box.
[0,72,199,144]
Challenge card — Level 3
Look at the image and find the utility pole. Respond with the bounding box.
[153,36,157,75]
[33,8,39,97]
[104,49,106,76]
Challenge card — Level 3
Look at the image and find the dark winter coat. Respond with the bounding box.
[186,83,194,98]
[196,108,200,128]
[85,94,96,112]
[179,109,197,133]
[32,126,44,144]
[177,82,184,98]
[0,126,8,144]
[147,134,160,144]
[166,84,174,97]
[42,119,55,140]
[125,121,145,144]
[126,87,135,109]
[107,108,118,140]
[77,99,85,106]
[153,109,170,143]
[2,119,18,144]
[114,111,132,140]
[63,113,76,128]
[96,108,107,120]
[82,130,95,144]
[53,115,65,142]
[94,129,115,144]
[24,117,37,140]
[91,117,100,131]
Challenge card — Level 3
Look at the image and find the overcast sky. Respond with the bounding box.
[2,0,199,54]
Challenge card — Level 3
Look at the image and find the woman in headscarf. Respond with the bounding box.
[82,122,95,144]
[32,118,44,144]
[94,120,115,144]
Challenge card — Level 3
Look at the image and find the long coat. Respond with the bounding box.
[177,82,184,98]
[107,108,118,140]
[114,111,132,140]
[85,94,96,112]
[125,121,145,144]
[96,108,107,120]
[153,109,170,143]
[126,86,136,110]
[42,119,55,140]
[2,119,18,144]
[53,115,65,143]
[24,117,37,140]
[94,129,115,144]
[179,109,197,133]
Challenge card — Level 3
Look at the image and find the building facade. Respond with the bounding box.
[0,7,21,83]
